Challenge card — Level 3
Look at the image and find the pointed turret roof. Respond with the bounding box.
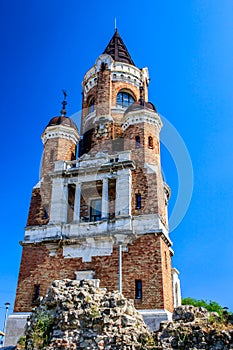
[103,30,135,66]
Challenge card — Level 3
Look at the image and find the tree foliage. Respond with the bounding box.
[182,297,230,317]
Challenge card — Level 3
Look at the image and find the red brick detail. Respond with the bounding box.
[26,188,49,226]
[14,234,173,313]
[123,123,167,224]
[96,68,111,117]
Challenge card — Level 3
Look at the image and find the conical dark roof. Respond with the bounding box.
[103,30,135,66]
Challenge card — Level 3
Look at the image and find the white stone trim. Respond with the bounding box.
[73,183,81,223]
[115,168,132,217]
[172,267,182,308]
[82,56,149,99]
[139,309,172,331]
[41,124,79,144]
[111,71,142,88]
[83,66,97,82]
[49,178,68,224]
[101,178,108,219]
[24,214,169,243]
[96,54,113,72]
[63,237,114,262]
[122,110,162,131]
[75,270,95,279]
[83,76,98,95]
[4,313,30,347]
[83,110,96,130]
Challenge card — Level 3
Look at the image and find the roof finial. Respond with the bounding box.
[60,89,67,116]
[114,17,117,32]
[139,85,145,106]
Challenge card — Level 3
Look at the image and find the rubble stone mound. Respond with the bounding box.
[155,305,233,349]
[172,304,209,323]
[23,279,151,350]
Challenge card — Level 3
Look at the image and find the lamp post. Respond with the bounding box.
[3,302,10,335]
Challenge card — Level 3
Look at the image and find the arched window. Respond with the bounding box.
[148,136,153,149]
[135,136,140,148]
[116,91,135,108]
[88,97,95,113]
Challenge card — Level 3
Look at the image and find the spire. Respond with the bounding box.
[103,30,135,66]
[60,89,67,117]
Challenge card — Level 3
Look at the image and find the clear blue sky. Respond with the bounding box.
[0,0,233,329]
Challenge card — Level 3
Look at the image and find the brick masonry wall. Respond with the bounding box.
[20,59,173,323]
[81,69,142,140]
[124,122,167,223]
[26,188,49,226]
[160,239,174,311]
[96,67,111,117]
[27,136,77,226]
[14,234,173,313]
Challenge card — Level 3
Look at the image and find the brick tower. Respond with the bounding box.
[5,30,181,346]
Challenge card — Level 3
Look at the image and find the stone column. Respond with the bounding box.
[115,169,132,217]
[73,183,81,223]
[101,178,108,220]
[49,177,68,224]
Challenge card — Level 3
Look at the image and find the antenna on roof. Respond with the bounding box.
[114,17,117,32]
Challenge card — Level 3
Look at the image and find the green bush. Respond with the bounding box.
[31,310,53,348]
[182,297,231,319]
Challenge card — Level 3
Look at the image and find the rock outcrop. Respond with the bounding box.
[154,305,233,349]
[15,280,233,349]
[23,279,151,350]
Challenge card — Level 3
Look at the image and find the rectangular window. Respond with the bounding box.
[135,194,141,209]
[90,199,102,222]
[135,280,142,299]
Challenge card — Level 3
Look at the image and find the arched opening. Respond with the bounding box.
[148,136,153,149]
[116,90,135,108]
[88,97,95,113]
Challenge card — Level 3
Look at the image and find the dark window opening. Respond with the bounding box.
[135,280,142,299]
[42,205,49,220]
[148,136,153,149]
[101,62,107,72]
[33,284,40,304]
[135,136,140,148]
[67,185,75,223]
[50,149,54,162]
[136,194,141,209]
[116,91,135,108]
[88,97,95,114]
[164,251,168,269]
[90,199,102,222]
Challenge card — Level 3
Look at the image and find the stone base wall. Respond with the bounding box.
[3,313,30,347]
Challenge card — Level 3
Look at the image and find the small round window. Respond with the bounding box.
[116,91,135,108]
